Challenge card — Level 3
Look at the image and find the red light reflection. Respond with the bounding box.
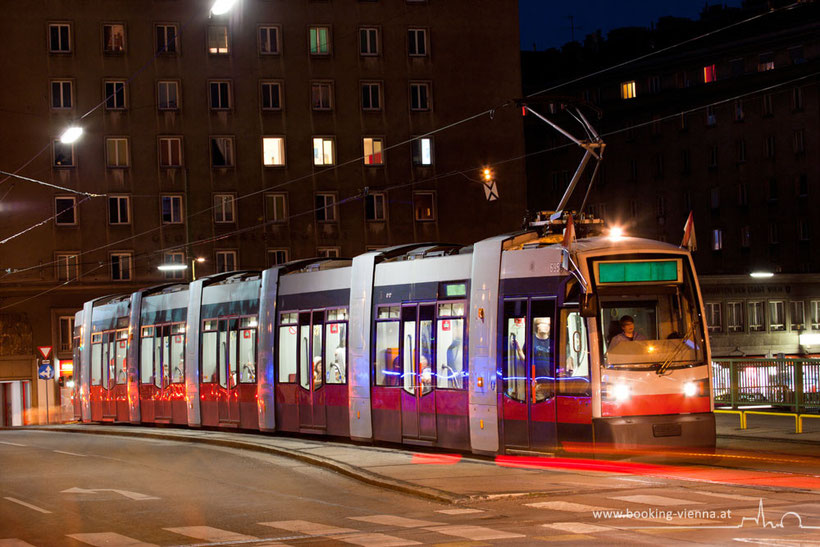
[411,453,463,465]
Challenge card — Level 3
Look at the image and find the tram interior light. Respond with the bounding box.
[683,381,697,397]
[613,383,631,403]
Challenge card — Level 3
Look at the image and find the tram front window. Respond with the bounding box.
[601,276,705,368]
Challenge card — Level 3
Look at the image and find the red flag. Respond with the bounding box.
[562,215,576,248]
[681,211,697,251]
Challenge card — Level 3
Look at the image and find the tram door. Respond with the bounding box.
[217,319,240,424]
[401,304,437,442]
[501,298,557,452]
[298,311,327,431]
[153,326,174,421]
[102,331,117,419]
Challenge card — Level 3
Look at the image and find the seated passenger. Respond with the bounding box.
[608,315,646,350]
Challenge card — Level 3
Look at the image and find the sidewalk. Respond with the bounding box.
[715,410,820,443]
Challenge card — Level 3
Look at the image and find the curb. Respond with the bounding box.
[19,425,465,505]
[718,432,820,446]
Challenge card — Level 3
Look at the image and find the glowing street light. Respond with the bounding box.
[60,126,83,144]
[210,0,238,15]
[608,226,625,241]
[750,271,774,278]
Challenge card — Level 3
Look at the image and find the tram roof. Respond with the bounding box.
[570,236,687,255]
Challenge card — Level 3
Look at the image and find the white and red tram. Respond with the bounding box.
[73,225,715,454]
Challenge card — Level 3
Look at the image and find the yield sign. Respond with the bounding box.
[38,346,52,359]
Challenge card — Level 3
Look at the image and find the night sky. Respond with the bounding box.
[519,0,744,51]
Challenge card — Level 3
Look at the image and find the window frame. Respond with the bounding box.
[207,25,230,55]
[53,141,75,167]
[161,194,184,224]
[365,192,386,222]
[262,136,286,167]
[727,301,744,333]
[103,80,127,110]
[258,25,281,55]
[50,80,73,110]
[48,22,72,53]
[55,196,78,226]
[209,80,232,110]
[407,28,428,56]
[264,192,288,224]
[105,137,130,168]
[318,247,341,258]
[413,191,436,222]
[163,252,185,280]
[359,26,379,56]
[315,193,337,223]
[157,80,180,111]
[308,25,331,56]
[706,302,722,333]
[260,80,283,111]
[769,301,785,331]
[620,81,636,99]
[361,81,382,111]
[791,301,805,331]
[311,81,333,111]
[158,136,183,168]
[110,252,133,281]
[363,137,385,166]
[312,137,335,166]
[213,193,236,224]
[267,249,289,267]
[102,23,126,54]
[413,136,434,166]
[108,195,131,225]
[56,252,79,281]
[215,250,237,273]
[156,23,179,55]
[210,136,235,168]
[409,81,431,111]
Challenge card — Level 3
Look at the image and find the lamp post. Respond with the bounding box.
[191,257,205,281]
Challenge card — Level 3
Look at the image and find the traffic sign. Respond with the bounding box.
[38,346,52,359]
[38,362,55,380]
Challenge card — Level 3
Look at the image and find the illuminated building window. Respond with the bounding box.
[360,27,379,55]
[161,195,183,224]
[410,82,431,110]
[103,24,125,53]
[208,25,229,54]
[706,303,722,333]
[56,253,78,281]
[812,301,820,329]
[49,23,71,53]
[757,52,774,72]
[363,137,384,165]
[265,193,287,223]
[408,28,428,56]
[110,252,133,281]
[361,82,381,111]
[55,197,77,225]
[365,193,386,221]
[159,137,182,167]
[216,250,237,273]
[413,192,435,221]
[313,137,335,165]
[311,81,333,110]
[51,80,73,109]
[703,64,716,83]
[259,25,280,54]
[263,137,286,166]
[770,301,785,331]
[106,138,129,168]
[104,80,127,110]
[156,24,178,54]
[210,136,235,167]
[108,196,130,225]
[158,81,179,110]
[268,249,289,266]
[213,194,236,223]
[261,81,282,110]
[791,301,805,330]
[748,301,764,332]
[413,137,433,166]
[209,80,231,110]
[315,193,337,222]
[53,141,75,167]
[620,81,636,99]
[727,302,744,332]
[309,26,330,55]
[711,229,723,251]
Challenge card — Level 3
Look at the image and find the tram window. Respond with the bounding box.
[170,327,185,383]
[325,322,346,384]
[91,338,102,386]
[558,310,591,396]
[115,329,128,384]
[107,334,116,388]
[239,326,256,383]
[299,324,311,389]
[227,325,238,388]
[278,323,298,383]
[218,324,230,388]
[503,300,527,402]
[162,330,171,386]
[202,323,218,383]
[402,316,416,394]
[374,320,400,386]
[140,327,153,384]
[377,305,400,319]
[312,322,323,389]
[327,307,348,321]
[436,317,464,389]
[530,300,554,402]
[419,318,433,393]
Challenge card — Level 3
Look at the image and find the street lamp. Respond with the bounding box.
[750,271,774,278]
[192,257,205,280]
[210,0,238,15]
[60,126,83,144]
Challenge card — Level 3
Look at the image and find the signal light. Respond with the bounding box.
[482,168,493,182]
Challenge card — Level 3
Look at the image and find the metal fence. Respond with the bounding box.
[712,358,820,413]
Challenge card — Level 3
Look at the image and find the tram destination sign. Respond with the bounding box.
[596,259,681,285]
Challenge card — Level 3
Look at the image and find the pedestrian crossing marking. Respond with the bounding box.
[259,520,357,536]
[542,522,610,534]
[350,515,442,528]
[435,509,485,515]
[164,526,257,542]
[611,495,703,506]
[336,532,421,546]
[66,532,157,547]
[3,497,51,514]
[0,540,38,547]
[424,525,525,541]
[534,534,596,541]
[0,441,26,447]
[690,490,759,501]
[526,501,609,512]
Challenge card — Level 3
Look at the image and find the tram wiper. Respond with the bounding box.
[656,324,696,376]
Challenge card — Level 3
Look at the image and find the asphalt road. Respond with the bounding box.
[3,430,820,546]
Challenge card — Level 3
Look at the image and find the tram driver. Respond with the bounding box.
[608,315,646,350]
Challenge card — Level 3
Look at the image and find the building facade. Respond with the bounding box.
[0,0,526,422]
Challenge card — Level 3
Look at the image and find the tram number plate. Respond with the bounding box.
[652,423,682,437]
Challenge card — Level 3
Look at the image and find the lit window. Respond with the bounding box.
[265,193,287,223]
[158,81,179,110]
[791,301,805,330]
[770,301,785,331]
[104,81,126,110]
[711,229,723,251]
[703,64,716,83]
[111,252,133,281]
[363,137,384,165]
[106,138,129,167]
[213,194,235,223]
[757,52,774,72]
[163,252,185,280]
[268,249,289,266]
[413,137,433,166]
[161,195,183,224]
[51,80,73,109]
[315,194,337,222]
[216,250,237,273]
[53,141,74,167]
[56,254,78,281]
[408,28,427,56]
[211,137,235,167]
[263,137,286,166]
[365,193,386,221]
[209,81,231,110]
[55,197,77,225]
[159,137,182,167]
[727,302,744,332]
[313,137,335,165]
[309,26,330,55]
[748,301,764,332]
[49,23,71,53]
[108,196,130,225]
[620,81,636,99]
[410,82,430,110]
[208,26,229,54]
[259,26,280,54]
[261,81,282,110]
[103,24,125,53]
[706,303,722,333]
[413,192,435,221]
[311,82,333,110]
[812,301,820,329]
[156,24,178,54]
[360,27,378,55]
[361,82,381,110]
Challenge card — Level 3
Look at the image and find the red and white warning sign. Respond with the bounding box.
[38,346,52,359]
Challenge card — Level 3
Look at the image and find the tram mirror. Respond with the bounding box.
[580,293,597,317]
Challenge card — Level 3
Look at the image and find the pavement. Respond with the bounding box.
[8,412,820,505]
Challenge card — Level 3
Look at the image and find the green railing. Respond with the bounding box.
[712,358,820,413]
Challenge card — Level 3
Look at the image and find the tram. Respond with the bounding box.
[72,214,716,455]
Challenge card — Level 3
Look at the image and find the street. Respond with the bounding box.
[3,429,820,545]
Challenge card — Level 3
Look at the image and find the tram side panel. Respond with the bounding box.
[88,297,131,422]
[72,309,83,422]
[256,268,280,432]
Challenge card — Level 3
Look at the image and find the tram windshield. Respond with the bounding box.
[597,259,705,369]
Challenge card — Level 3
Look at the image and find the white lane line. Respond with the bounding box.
[424,525,525,541]
[691,491,761,502]
[337,533,421,546]
[349,515,442,528]
[259,520,357,536]
[435,508,484,515]
[164,526,257,542]
[0,441,26,447]
[3,497,51,514]
[53,450,86,457]
[66,532,158,546]
[526,501,610,512]
[542,522,611,534]
[611,495,703,506]
[0,540,38,546]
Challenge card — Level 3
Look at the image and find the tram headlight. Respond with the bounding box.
[683,381,697,397]
[613,383,631,403]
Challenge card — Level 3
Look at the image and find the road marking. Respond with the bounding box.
[53,450,85,457]
[534,533,595,542]
[350,515,442,528]
[66,532,157,546]
[525,501,609,512]
[0,441,26,447]
[337,533,421,546]
[611,495,702,506]
[164,526,257,542]
[259,520,357,536]
[435,509,485,515]
[691,491,760,502]
[61,488,159,500]
[542,522,611,534]
[3,497,51,514]
[424,525,525,541]
[0,540,38,546]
